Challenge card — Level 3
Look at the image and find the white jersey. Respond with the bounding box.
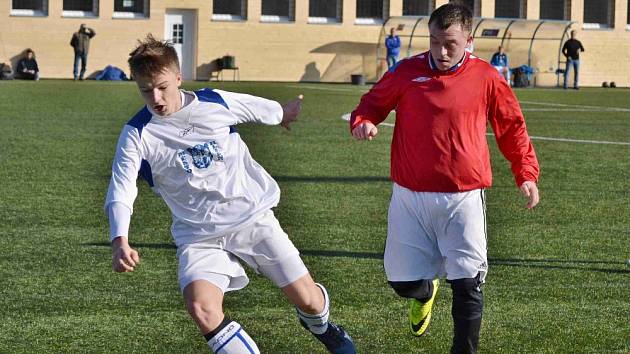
[105,88,283,246]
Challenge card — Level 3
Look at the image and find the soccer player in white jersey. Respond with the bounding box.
[104,35,356,354]
[350,4,539,354]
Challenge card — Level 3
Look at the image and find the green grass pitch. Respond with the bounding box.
[0,80,628,353]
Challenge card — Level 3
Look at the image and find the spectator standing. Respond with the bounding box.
[562,30,585,90]
[385,27,402,69]
[70,24,96,80]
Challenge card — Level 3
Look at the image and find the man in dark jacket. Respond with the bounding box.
[16,48,40,80]
[70,24,96,80]
[562,30,585,89]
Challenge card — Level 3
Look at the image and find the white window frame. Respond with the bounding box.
[260,0,295,23]
[355,0,388,25]
[11,0,48,17]
[308,0,342,24]
[212,0,247,21]
[62,0,99,18]
[113,0,149,19]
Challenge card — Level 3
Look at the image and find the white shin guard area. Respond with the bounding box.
[208,321,260,354]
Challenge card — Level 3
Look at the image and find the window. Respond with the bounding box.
[261,0,295,22]
[63,0,99,17]
[494,0,525,19]
[539,0,568,20]
[450,0,479,17]
[172,24,184,44]
[356,0,388,24]
[11,0,48,16]
[213,0,247,21]
[113,0,149,18]
[403,0,432,16]
[583,0,614,29]
[309,0,342,23]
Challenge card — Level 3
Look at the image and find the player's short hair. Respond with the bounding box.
[128,34,180,79]
[428,3,473,34]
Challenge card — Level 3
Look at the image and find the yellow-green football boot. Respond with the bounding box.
[409,279,439,336]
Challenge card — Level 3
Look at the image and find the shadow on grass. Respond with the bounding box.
[299,250,629,274]
[83,243,629,274]
[84,242,176,249]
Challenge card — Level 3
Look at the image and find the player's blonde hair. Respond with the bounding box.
[128,34,180,79]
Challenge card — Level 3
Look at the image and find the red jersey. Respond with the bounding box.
[350,51,539,192]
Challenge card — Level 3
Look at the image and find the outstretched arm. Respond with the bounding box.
[280,94,303,130]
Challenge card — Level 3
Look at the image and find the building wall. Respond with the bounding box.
[1,0,629,86]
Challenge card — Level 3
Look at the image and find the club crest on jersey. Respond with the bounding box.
[177,141,224,172]
[412,76,432,83]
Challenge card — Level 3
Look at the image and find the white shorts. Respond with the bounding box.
[177,210,308,293]
[384,183,488,283]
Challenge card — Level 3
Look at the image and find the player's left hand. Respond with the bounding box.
[280,94,303,130]
[519,181,539,209]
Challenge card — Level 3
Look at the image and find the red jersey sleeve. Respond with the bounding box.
[349,68,403,132]
[487,74,540,187]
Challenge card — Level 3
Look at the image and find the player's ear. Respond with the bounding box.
[175,70,182,87]
[466,35,473,48]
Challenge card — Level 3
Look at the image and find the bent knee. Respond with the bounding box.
[186,299,224,330]
[389,279,433,300]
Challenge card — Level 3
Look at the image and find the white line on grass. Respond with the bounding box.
[290,84,630,113]
[285,84,368,93]
[521,108,620,112]
[341,113,395,127]
[340,114,630,145]
[519,100,630,112]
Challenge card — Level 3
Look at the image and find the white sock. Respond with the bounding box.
[296,283,330,334]
[206,320,260,354]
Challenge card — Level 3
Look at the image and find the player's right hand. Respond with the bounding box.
[111,237,140,272]
[352,121,378,140]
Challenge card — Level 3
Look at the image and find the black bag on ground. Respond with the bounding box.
[512,67,529,88]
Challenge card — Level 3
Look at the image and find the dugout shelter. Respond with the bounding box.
[377,16,574,87]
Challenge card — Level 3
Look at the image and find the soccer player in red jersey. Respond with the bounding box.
[350,4,539,353]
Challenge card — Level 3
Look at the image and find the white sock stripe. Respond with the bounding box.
[316,283,330,311]
[236,332,257,354]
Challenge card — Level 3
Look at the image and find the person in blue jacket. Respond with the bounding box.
[490,45,510,84]
[385,27,402,69]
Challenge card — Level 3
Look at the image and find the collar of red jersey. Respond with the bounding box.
[428,51,468,72]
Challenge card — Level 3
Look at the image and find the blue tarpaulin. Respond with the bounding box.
[95,65,128,81]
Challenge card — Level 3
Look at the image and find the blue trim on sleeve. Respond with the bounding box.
[195,88,229,110]
[229,125,237,134]
[138,159,154,187]
[126,107,152,138]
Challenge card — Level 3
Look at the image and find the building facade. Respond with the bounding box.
[1,0,629,86]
